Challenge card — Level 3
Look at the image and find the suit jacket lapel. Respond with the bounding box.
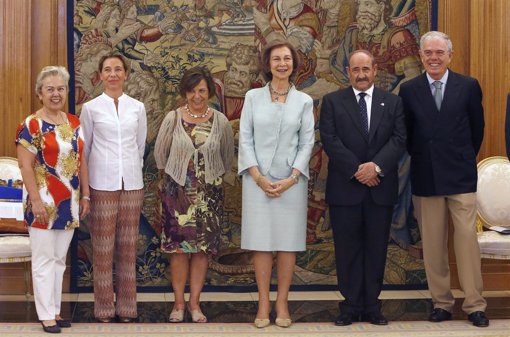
[342,88,368,141]
[369,88,384,142]
[440,70,460,114]
[415,73,438,112]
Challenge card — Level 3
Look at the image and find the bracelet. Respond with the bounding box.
[290,173,299,184]
[82,196,91,201]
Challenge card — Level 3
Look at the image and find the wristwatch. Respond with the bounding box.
[374,164,382,175]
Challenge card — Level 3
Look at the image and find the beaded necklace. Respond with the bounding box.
[185,104,210,118]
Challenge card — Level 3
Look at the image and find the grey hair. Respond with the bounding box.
[420,31,453,53]
[35,66,70,96]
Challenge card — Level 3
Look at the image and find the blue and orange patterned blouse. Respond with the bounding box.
[16,113,84,230]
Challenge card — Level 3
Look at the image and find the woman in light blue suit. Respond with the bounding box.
[238,40,314,328]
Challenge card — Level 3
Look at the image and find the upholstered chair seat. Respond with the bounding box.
[0,156,31,296]
[476,156,510,260]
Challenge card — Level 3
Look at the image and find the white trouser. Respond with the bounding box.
[29,227,74,320]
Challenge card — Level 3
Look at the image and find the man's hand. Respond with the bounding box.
[354,162,380,186]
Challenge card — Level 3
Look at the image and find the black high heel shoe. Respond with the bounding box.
[40,321,61,334]
[55,319,72,328]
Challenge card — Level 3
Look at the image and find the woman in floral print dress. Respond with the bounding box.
[154,66,234,323]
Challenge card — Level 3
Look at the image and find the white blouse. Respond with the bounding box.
[80,93,147,191]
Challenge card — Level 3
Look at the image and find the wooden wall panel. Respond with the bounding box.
[0,0,67,158]
[31,0,68,113]
[469,0,510,159]
[0,0,32,158]
[438,0,510,159]
[437,0,470,75]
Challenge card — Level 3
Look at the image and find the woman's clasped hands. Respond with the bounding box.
[256,175,296,198]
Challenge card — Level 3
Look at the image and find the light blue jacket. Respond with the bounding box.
[238,84,315,179]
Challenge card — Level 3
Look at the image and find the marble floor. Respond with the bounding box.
[1,290,509,324]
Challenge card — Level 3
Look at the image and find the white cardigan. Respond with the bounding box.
[154,108,234,186]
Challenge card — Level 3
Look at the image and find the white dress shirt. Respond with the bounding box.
[352,85,375,129]
[426,69,449,96]
[80,93,147,191]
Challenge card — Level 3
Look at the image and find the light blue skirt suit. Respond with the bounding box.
[238,84,315,251]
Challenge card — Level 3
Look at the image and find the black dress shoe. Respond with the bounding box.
[362,312,388,325]
[335,312,356,326]
[55,319,71,328]
[40,322,61,334]
[468,311,489,327]
[429,308,452,322]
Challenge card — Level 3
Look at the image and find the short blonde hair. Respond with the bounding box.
[35,66,70,96]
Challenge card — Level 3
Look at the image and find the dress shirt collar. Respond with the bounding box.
[352,85,375,99]
[426,70,449,87]
[101,92,126,102]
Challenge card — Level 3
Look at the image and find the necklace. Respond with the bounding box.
[43,110,73,142]
[44,110,65,125]
[185,104,210,118]
[269,82,291,102]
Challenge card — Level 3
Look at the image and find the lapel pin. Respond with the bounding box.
[380,103,385,106]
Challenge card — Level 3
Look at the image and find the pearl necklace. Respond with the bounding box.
[185,104,210,118]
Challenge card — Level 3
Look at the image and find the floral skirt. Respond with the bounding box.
[160,174,224,254]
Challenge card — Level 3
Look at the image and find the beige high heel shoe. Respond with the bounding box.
[187,304,207,323]
[168,307,185,323]
[254,318,270,328]
[275,317,292,328]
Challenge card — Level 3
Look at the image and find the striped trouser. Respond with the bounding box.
[89,188,144,319]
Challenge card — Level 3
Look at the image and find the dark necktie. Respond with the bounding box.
[432,81,442,110]
[358,92,368,136]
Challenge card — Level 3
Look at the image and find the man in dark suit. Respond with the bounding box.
[399,31,489,327]
[320,50,406,326]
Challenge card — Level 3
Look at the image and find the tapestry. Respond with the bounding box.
[70,0,437,292]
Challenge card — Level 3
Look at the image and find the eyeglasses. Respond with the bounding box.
[421,50,449,57]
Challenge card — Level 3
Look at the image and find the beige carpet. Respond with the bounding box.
[1,321,510,337]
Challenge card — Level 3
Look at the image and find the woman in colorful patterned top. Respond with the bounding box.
[154,66,234,323]
[80,53,147,323]
[16,66,90,334]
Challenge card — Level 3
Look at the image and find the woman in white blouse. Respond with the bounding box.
[80,53,147,323]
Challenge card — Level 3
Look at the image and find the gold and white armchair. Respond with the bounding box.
[476,156,510,260]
